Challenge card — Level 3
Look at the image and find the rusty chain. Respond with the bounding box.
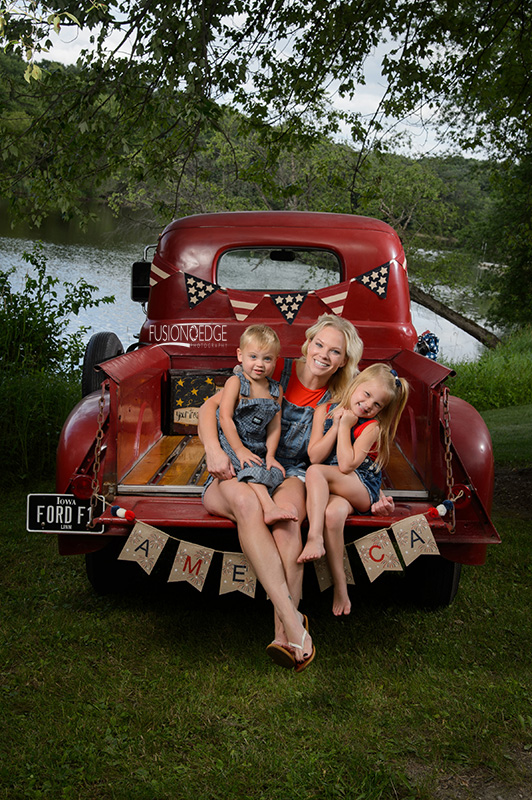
[89,381,107,527]
[442,385,456,533]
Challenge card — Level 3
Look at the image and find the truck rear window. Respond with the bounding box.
[217,248,342,290]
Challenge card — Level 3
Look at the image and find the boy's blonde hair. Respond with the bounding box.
[240,324,281,356]
[301,313,363,400]
[338,362,410,469]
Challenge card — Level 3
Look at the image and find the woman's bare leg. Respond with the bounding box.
[323,495,353,616]
[270,477,307,646]
[203,478,312,663]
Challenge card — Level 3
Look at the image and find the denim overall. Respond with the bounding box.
[216,372,284,493]
[275,358,331,479]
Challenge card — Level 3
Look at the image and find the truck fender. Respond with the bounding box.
[447,395,494,513]
[56,392,109,493]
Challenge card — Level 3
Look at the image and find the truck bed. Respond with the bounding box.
[117,434,428,499]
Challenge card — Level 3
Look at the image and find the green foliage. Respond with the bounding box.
[0,243,114,483]
[446,328,532,411]
[0,371,80,484]
[0,242,114,374]
[476,157,532,328]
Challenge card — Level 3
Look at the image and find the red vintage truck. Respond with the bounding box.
[27,211,500,604]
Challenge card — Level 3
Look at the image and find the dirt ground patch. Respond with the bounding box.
[408,751,532,800]
[492,466,532,520]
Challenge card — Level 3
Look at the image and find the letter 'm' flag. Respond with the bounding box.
[168,541,214,590]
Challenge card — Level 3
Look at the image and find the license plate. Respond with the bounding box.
[26,494,105,533]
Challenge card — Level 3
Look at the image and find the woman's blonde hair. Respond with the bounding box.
[337,362,410,469]
[301,313,363,400]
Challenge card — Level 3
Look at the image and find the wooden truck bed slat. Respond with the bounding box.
[120,436,184,485]
[118,435,428,499]
[158,438,206,486]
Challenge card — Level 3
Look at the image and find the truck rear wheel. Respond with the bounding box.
[405,555,462,608]
[85,539,148,595]
[82,332,124,396]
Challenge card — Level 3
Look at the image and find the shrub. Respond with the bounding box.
[0,371,81,485]
[0,242,114,375]
[0,244,113,483]
[447,328,532,410]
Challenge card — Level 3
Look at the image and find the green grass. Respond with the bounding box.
[446,327,532,411]
[2,479,531,799]
[482,405,532,467]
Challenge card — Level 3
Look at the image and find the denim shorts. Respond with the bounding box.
[355,457,382,505]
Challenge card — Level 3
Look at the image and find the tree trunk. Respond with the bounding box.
[409,284,501,350]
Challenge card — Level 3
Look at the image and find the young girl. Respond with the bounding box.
[297,363,410,615]
[216,324,297,526]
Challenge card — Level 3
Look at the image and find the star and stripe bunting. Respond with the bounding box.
[355,261,390,298]
[270,292,308,324]
[225,289,262,322]
[148,261,393,321]
[313,280,352,316]
[149,261,177,286]
[184,274,220,307]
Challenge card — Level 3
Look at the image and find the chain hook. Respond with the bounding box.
[89,380,108,527]
[442,386,456,533]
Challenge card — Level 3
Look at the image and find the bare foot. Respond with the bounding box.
[332,586,351,616]
[297,536,325,563]
[289,629,315,672]
[263,505,298,525]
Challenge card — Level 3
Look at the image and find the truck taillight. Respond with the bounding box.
[71,475,94,500]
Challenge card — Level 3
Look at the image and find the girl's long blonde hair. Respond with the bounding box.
[337,362,410,469]
[301,313,363,400]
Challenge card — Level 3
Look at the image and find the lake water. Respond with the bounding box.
[0,228,486,362]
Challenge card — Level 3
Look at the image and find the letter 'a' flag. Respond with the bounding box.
[391,515,439,566]
[118,521,169,574]
[168,541,214,590]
